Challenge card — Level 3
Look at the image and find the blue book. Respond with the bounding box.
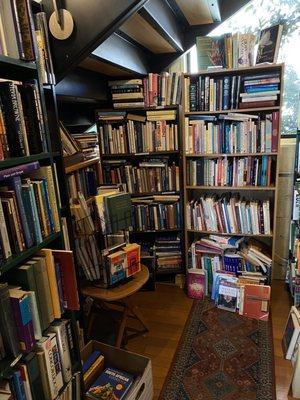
[261,156,268,186]
[12,370,26,400]
[87,367,134,400]
[28,183,43,244]
[86,169,97,196]
[21,184,42,246]
[222,76,231,110]
[245,84,279,93]
[82,350,102,374]
[9,176,33,248]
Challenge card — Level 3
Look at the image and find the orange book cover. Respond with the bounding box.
[123,243,141,277]
[242,284,271,321]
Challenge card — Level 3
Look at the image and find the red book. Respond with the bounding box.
[152,73,158,107]
[123,243,141,277]
[271,111,279,152]
[239,100,276,109]
[52,250,80,311]
[187,269,205,300]
[242,284,271,321]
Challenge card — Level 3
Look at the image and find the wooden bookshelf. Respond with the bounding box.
[182,63,284,278]
[101,150,179,158]
[65,157,100,173]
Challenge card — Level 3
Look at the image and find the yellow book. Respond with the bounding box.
[94,190,118,234]
[39,249,61,319]
[31,180,49,237]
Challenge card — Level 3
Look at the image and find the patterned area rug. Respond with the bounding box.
[159,300,275,400]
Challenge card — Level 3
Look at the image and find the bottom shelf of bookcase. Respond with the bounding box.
[0,232,62,275]
[186,229,273,238]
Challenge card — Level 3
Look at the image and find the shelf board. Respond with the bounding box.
[186,186,276,191]
[130,228,181,233]
[0,232,61,275]
[65,157,99,174]
[184,63,283,77]
[86,196,95,205]
[0,354,23,378]
[101,150,179,158]
[130,191,180,197]
[185,106,280,115]
[185,152,278,158]
[0,54,37,70]
[187,229,273,237]
[156,268,184,275]
[110,105,178,112]
[0,153,52,169]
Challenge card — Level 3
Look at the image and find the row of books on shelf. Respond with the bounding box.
[0,315,80,399]
[187,236,272,320]
[0,79,47,159]
[186,195,271,235]
[0,249,79,358]
[185,71,281,111]
[186,155,275,187]
[108,73,182,109]
[196,26,282,70]
[102,159,180,194]
[131,196,181,231]
[155,235,182,273]
[72,131,99,160]
[99,119,178,155]
[67,166,98,201]
[185,111,279,154]
[0,162,60,262]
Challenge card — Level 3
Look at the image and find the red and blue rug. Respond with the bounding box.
[159,301,275,400]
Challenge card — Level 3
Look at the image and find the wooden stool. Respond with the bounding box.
[81,265,150,348]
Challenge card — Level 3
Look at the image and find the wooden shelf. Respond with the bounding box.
[101,151,179,158]
[110,105,178,112]
[184,63,283,77]
[130,191,180,197]
[65,157,99,174]
[0,232,61,275]
[185,106,280,115]
[86,196,95,205]
[185,152,278,158]
[187,229,273,237]
[186,186,276,191]
[130,228,181,233]
[0,153,52,169]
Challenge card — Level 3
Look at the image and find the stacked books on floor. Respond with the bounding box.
[186,155,276,187]
[102,242,141,286]
[185,112,279,154]
[67,166,98,201]
[72,131,99,160]
[0,162,60,263]
[102,159,180,194]
[185,71,281,111]
[108,73,182,109]
[0,79,47,159]
[186,194,271,235]
[155,235,182,273]
[98,111,178,155]
[131,195,181,231]
[187,236,272,320]
[0,248,80,399]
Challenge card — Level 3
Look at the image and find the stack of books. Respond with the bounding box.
[102,159,180,194]
[108,79,144,109]
[155,235,182,273]
[67,167,98,200]
[186,155,275,187]
[185,71,280,111]
[0,162,60,261]
[99,117,178,155]
[185,112,279,154]
[72,132,99,160]
[143,72,182,107]
[131,195,181,231]
[0,79,47,159]
[186,195,271,235]
[196,33,256,70]
[239,72,281,109]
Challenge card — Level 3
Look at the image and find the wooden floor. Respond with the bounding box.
[126,280,295,400]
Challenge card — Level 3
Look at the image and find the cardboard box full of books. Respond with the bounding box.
[81,340,153,400]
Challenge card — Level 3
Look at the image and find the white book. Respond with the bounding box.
[36,336,59,399]
[18,364,33,400]
[48,321,72,383]
[241,95,277,102]
[0,0,19,58]
[48,332,64,392]
[240,90,280,98]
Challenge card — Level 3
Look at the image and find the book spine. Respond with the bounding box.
[0,161,40,181]
[222,76,231,110]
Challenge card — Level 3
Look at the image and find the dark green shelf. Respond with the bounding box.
[0,153,52,170]
[0,353,22,378]
[0,232,61,275]
[0,54,37,70]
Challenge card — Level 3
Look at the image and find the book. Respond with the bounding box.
[282,306,300,359]
[123,243,141,277]
[104,192,132,233]
[256,24,283,64]
[82,350,105,388]
[0,283,19,357]
[105,250,127,285]
[86,367,134,400]
[187,269,206,299]
[217,280,238,312]
[242,284,270,320]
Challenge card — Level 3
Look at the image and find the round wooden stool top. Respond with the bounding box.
[81,265,149,302]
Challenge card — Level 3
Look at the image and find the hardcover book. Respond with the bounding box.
[256,24,283,64]
[187,269,206,300]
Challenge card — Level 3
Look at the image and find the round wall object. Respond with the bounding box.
[49,9,74,40]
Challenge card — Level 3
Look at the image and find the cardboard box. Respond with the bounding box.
[81,340,153,400]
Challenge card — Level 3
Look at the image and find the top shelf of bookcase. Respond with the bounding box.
[184,63,284,77]
[185,106,281,115]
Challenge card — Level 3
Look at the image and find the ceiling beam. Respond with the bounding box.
[42,0,149,82]
[139,0,185,52]
[92,32,150,75]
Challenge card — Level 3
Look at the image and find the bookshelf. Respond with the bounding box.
[182,63,284,279]
[97,101,185,281]
[0,3,83,399]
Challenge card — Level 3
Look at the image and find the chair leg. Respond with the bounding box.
[125,298,149,332]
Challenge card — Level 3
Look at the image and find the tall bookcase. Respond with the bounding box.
[0,9,83,400]
[182,63,284,279]
[97,105,185,283]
